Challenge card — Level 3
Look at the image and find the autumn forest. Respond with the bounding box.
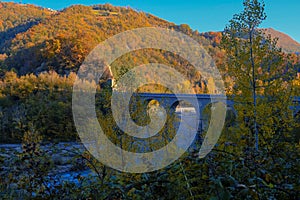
[0,1,300,199]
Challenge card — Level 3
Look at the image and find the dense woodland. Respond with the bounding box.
[0,1,300,199]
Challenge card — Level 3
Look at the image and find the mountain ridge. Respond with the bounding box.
[261,28,300,53]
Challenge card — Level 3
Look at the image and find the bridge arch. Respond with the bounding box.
[129,96,170,126]
[201,102,236,132]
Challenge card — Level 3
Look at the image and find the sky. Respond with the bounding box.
[3,0,300,43]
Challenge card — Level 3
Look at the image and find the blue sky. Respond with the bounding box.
[3,0,300,42]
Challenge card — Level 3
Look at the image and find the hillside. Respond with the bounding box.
[0,3,209,73]
[261,28,300,53]
[0,2,220,93]
[0,3,53,54]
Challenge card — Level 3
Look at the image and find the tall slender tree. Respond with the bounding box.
[221,0,297,151]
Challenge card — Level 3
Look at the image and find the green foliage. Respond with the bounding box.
[0,71,77,143]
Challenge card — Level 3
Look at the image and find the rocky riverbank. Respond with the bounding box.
[0,142,92,181]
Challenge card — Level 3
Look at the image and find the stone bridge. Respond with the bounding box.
[128,93,300,136]
[131,93,300,118]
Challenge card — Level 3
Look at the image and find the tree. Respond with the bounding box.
[213,2,300,197]
[221,0,297,151]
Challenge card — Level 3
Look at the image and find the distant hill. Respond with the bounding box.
[201,28,300,54]
[261,28,300,54]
